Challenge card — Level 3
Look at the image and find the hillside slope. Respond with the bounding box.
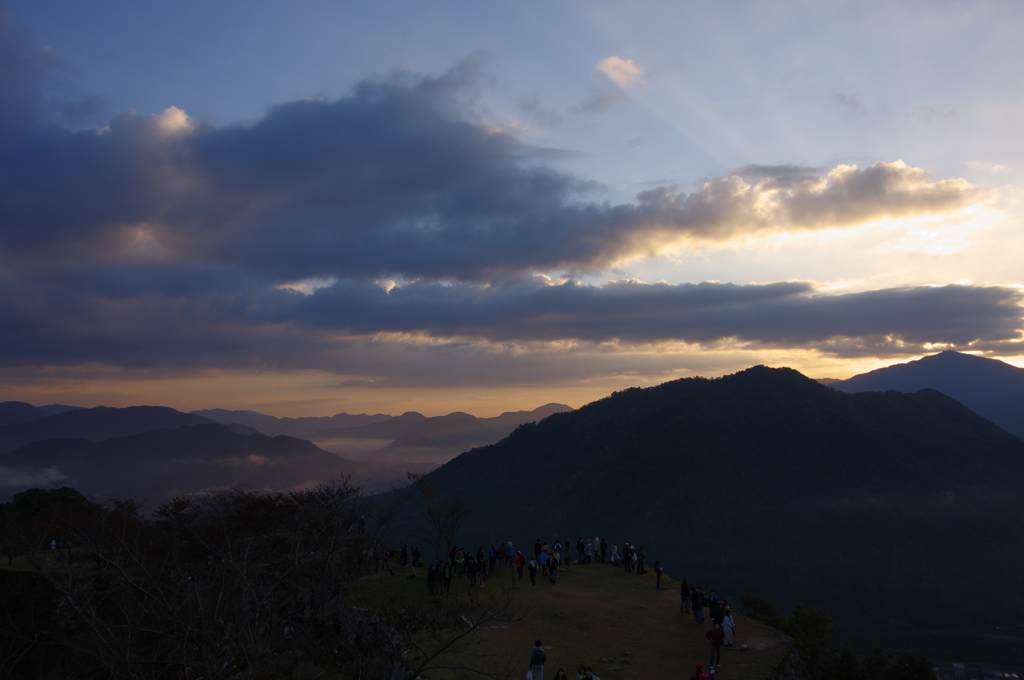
[426,366,1024,660]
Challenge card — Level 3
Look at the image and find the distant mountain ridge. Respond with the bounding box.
[305,403,573,466]
[0,406,218,454]
[0,401,575,502]
[308,403,572,440]
[195,403,574,442]
[834,350,1024,438]
[0,401,85,427]
[192,409,393,437]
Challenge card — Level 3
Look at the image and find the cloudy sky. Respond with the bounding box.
[1,0,1023,416]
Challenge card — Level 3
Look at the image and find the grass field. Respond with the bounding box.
[351,561,791,680]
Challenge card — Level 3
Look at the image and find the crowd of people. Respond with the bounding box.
[414,535,669,594]
[680,581,739,669]
[372,534,741,679]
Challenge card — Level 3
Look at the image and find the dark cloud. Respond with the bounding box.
[289,279,1024,349]
[0,35,991,282]
[0,262,1019,371]
[0,21,1016,389]
[831,91,865,114]
[0,8,107,128]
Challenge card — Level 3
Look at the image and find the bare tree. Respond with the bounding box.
[0,479,518,680]
[402,472,473,563]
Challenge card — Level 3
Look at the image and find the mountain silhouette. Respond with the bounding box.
[834,350,1024,438]
[0,402,49,427]
[0,423,377,506]
[192,408,393,437]
[305,403,573,466]
[424,366,1024,656]
[0,406,217,454]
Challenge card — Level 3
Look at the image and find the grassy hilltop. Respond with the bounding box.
[425,366,1024,660]
[352,561,789,680]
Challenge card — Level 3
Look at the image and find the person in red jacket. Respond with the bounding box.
[690,662,712,680]
[514,551,527,580]
[706,622,725,668]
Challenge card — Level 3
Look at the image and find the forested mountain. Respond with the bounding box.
[835,351,1024,438]
[426,366,1024,660]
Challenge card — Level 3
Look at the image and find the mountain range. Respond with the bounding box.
[833,350,1024,438]
[190,408,392,437]
[4,355,1024,659]
[0,406,220,454]
[0,401,573,504]
[0,401,84,427]
[199,402,573,466]
[0,423,368,507]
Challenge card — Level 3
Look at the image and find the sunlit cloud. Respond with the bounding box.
[594,56,646,88]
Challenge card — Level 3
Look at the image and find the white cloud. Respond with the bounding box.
[594,56,645,88]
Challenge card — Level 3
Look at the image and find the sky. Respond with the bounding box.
[1,0,1023,417]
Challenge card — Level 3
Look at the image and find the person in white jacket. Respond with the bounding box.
[722,607,736,646]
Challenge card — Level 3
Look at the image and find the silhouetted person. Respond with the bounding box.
[706,621,725,667]
[530,639,547,680]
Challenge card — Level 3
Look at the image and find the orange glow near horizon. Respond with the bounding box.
[3,349,1022,418]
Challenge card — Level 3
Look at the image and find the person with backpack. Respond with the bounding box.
[654,560,664,589]
[691,587,704,624]
[548,552,560,584]
[528,556,539,585]
[514,551,527,580]
[708,591,723,624]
